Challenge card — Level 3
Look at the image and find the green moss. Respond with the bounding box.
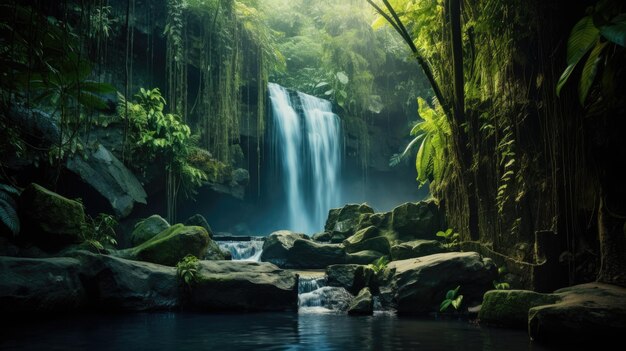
[123,224,210,266]
[479,290,562,328]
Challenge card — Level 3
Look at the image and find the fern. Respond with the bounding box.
[0,186,20,236]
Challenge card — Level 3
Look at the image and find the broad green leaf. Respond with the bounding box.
[440,299,452,312]
[336,71,349,84]
[315,82,329,88]
[566,16,600,66]
[600,14,626,47]
[579,41,607,104]
[556,64,576,97]
[452,295,463,310]
[446,289,455,300]
[436,231,446,237]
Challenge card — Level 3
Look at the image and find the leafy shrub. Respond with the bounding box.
[82,213,118,252]
[436,228,460,248]
[367,255,390,274]
[440,285,463,312]
[176,254,200,288]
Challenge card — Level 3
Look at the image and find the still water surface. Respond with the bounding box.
[1,311,549,350]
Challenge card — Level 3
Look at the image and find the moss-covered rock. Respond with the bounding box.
[119,224,210,266]
[390,240,446,260]
[325,203,374,238]
[345,236,390,255]
[287,239,346,268]
[260,230,308,266]
[312,231,332,242]
[390,200,443,240]
[326,264,375,295]
[130,215,170,247]
[345,250,386,265]
[19,183,85,250]
[190,260,298,311]
[348,287,374,315]
[479,290,561,328]
[184,214,213,238]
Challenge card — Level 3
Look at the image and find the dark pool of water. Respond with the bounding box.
[1,311,550,350]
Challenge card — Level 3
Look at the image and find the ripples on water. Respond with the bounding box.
[1,312,549,351]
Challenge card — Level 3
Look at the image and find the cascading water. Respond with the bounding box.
[217,239,264,261]
[268,83,342,234]
[298,274,353,313]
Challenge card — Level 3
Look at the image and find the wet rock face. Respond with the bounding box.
[0,256,86,313]
[326,264,375,295]
[380,252,497,315]
[260,230,346,269]
[348,287,374,316]
[190,260,298,312]
[324,203,374,239]
[19,183,86,251]
[390,200,444,240]
[66,144,147,218]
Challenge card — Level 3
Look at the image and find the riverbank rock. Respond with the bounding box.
[479,290,561,328]
[76,251,179,311]
[118,224,210,266]
[260,230,308,266]
[390,200,443,240]
[390,240,446,260]
[19,183,85,250]
[346,250,385,265]
[528,283,626,345]
[66,144,147,218]
[380,252,497,315]
[0,256,86,313]
[343,226,389,254]
[189,261,298,311]
[286,240,345,268]
[326,264,375,295]
[324,203,374,240]
[130,215,170,246]
[348,287,374,315]
[184,214,213,238]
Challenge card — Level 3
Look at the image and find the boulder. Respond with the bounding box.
[348,287,374,315]
[325,203,374,238]
[0,256,86,313]
[19,183,85,250]
[326,264,375,295]
[286,239,346,269]
[189,260,298,311]
[204,239,227,260]
[346,250,386,265]
[260,230,308,266]
[390,200,443,240]
[343,226,390,254]
[184,214,213,238]
[380,252,497,315]
[312,231,332,242]
[529,283,626,345]
[76,251,179,311]
[479,290,561,328]
[118,224,210,266]
[130,215,170,247]
[66,144,147,218]
[390,240,446,260]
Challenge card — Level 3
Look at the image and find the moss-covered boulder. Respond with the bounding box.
[190,260,298,311]
[19,183,85,250]
[390,240,446,260]
[325,203,374,238]
[130,215,170,247]
[184,214,213,238]
[326,264,375,295]
[286,239,346,268]
[346,250,386,265]
[348,287,374,315]
[479,290,561,328]
[260,230,308,266]
[119,224,210,266]
[343,226,390,254]
[380,252,497,315]
[390,200,443,240]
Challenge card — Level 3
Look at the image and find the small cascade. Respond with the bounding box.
[298,275,353,313]
[217,239,264,261]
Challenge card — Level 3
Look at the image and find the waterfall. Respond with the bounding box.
[217,239,264,261]
[268,83,342,234]
[298,274,353,313]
